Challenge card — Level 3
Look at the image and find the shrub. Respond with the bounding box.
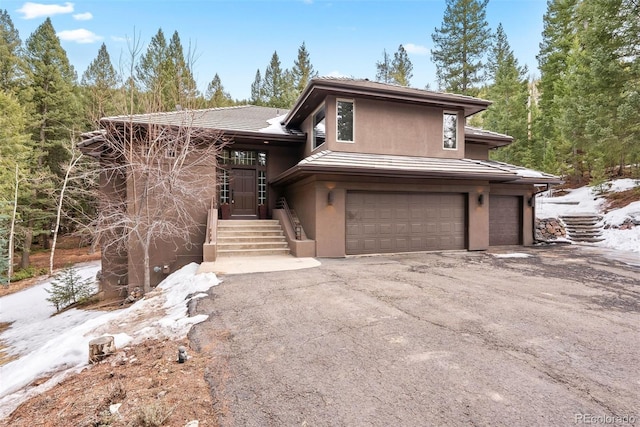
[46,266,95,312]
[11,266,47,282]
[134,401,174,427]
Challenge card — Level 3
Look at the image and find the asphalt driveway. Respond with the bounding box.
[189,245,640,426]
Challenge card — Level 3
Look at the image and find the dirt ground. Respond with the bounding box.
[1,339,219,427]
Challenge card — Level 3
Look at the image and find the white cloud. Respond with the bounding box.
[17,2,74,19]
[111,35,127,42]
[73,12,92,21]
[404,43,429,56]
[57,29,102,44]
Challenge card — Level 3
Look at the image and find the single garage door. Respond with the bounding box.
[346,192,466,255]
[489,195,522,246]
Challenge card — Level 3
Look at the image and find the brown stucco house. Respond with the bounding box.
[80,77,560,297]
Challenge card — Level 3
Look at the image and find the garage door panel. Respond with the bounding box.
[346,192,466,255]
[490,196,521,246]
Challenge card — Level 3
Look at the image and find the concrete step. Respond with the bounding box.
[218,241,290,251]
[216,235,286,243]
[218,220,280,226]
[218,230,284,238]
[215,219,291,256]
[217,248,291,257]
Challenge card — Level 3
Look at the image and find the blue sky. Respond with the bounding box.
[2,0,548,100]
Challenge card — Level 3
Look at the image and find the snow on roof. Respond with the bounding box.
[258,114,288,134]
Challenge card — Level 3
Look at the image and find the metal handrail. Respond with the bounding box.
[277,197,302,240]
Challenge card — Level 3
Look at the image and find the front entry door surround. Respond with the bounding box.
[220,149,267,218]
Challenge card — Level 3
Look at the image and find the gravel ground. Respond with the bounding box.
[189,245,640,427]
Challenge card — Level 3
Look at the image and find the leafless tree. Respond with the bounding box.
[91,112,227,293]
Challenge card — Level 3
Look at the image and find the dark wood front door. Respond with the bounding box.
[230,168,256,216]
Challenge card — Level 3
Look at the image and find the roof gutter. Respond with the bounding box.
[271,164,519,186]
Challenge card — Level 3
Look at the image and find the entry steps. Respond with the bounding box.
[561,214,604,243]
[216,220,290,257]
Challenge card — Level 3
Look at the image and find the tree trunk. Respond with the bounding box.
[21,228,32,270]
[41,233,50,250]
[143,249,150,294]
[8,164,19,280]
[50,151,82,275]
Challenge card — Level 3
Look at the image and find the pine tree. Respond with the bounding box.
[292,41,316,94]
[46,265,94,311]
[136,28,169,109]
[250,69,264,105]
[484,24,531,166]
[391,45,413,86]
[206,73,233,107]
[22,18,79,267]
[81,43,119,122]
[0,9,24,93]
[431,0,492,96]
[263,51,288,108]
[24,17,80,176]
[561,0,639,177]
[167,30,198,108]
[0,91,30,202]
[375,49,392,83]
[535,0,578,175]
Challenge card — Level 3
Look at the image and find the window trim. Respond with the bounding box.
[312,103,326,150]
[336,98,355,143]
[443,110,458,151]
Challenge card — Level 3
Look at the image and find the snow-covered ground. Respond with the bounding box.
[536,178,640,254]
[0,262,220,418]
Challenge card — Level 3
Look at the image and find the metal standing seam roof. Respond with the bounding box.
[99,105,303,136]
[271,150,529,185]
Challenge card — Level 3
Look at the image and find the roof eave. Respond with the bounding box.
[285,80,491,127]
[271,164,517,187]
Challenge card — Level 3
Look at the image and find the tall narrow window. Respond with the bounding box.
[337,99,354,142]
[443,112,457,150]
[220,169,230,204]
[258,171,267,205]
[313,105,326,149]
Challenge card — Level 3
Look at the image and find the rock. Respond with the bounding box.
[184,421,199,427]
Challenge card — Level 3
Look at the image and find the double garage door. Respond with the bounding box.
[346,192,466,255]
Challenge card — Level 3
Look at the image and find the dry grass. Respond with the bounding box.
[1,339,220,427]
[603,187,640,212]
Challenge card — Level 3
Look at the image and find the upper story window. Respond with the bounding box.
[313,104,326,149]
[336,99,354,142]
[443,111,458,150]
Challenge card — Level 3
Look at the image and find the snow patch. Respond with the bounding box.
[536,179,640,254]
[492,253,533,259]
[0,263,221,418]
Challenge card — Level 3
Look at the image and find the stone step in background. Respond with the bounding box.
[560,215,604,243]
